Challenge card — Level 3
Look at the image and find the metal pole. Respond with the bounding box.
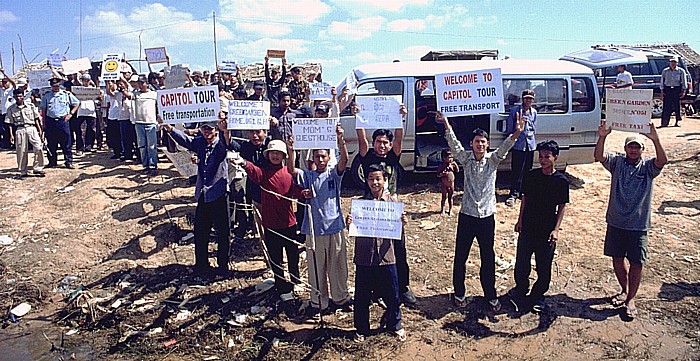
[213,12,219,69]
[79,0,83,57]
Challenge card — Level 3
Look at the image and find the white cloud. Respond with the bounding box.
[82,3,233,55]
[319,16,385,41]
[387,19,426,32]
[496,39,507,46]
[305,58,342,67]
[477,15,498,26]
[219,0,330,36]
[0,10,19,31]
[223,38,310,63]
[400,45,434,60]
[329,0,431,16]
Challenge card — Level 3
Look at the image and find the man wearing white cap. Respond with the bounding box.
[660,57,688,127]
[594,120,667,320]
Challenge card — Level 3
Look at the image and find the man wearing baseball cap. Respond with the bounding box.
[247,80,268,102]
[594,120,667,320]
[506,89,538,207]
[40,77,80,168]
[660,57,688,127]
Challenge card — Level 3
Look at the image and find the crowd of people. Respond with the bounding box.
[0,57,669,342]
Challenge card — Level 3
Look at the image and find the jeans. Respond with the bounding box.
[106,119,122,156]
[194,194,231,271]
[45,117,73,165]
[513,232,555,302]
[394,234,410,293]
[135,123,158,169]
[119,120,136,159]
[264,226,300,295]
[453,213,497,300]
[354,264,402,336]
[510,149,534,198]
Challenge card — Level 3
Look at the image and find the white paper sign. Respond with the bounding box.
[606,89,653,134]
[435,68,504,117]
[345,73,357,95]
[163,147,198,178]
[72,86,101,101]
[61,58,91,75]
[28,69,55,89]
[309,82,333,100]
[355,95,402,129]
[292,117,338,150]
[164,64,189,89]
[227,100,270,130]
[101,54,122,81]
[48,53,63,68]
[145,47,168,64]
[157,85,220,124]
[219,61,237,74]
[348,199,404,240]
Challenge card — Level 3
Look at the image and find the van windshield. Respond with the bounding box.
[503,79,568,114]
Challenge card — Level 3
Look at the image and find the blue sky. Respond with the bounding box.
[1,0,698,84]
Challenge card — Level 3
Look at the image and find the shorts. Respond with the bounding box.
[603,224,648,265]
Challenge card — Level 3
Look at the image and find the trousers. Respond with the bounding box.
[513,232,556,301]
[15,126,44,174]
[306,232,350,309]
[453,213,497,300]
[45,117,73,165]
[194,193,231,271]
[354,264,402,336]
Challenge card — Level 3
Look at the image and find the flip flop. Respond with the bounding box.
[625,305,638,319]
[611,293,627,308]
[393,328,407,342]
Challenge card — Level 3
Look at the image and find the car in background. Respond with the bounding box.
[561,47,696,117]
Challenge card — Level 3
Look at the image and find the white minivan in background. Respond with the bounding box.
[335,59,601,186]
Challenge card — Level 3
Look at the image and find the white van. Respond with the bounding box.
[336,59,601,186]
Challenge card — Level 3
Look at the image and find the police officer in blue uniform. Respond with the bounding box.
[40,77,80,168]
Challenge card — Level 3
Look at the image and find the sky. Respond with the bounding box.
[0,0,698,84]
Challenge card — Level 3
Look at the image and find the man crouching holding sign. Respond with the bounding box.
[347,164,408,343]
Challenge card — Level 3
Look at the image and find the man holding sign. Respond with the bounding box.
[438,111,524,312]
[594,120,666,320]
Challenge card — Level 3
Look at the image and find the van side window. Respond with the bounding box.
[572,77,595,113]
[341,80,404,115]
[503,79,568,114]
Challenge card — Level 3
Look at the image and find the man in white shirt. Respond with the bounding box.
[132,75,159,174]
[612,65,633,89]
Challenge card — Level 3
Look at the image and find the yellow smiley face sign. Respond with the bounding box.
[104,60,119,72]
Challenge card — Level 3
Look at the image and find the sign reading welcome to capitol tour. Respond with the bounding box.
[157,85,220,124]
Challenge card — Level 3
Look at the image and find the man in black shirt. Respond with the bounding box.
[510,140,569,313]
[247,80,269,102]
[264,56,286,107]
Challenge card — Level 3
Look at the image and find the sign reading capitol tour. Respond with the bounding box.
[157,86,220,124]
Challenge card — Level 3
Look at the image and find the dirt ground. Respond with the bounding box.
[0,116,698,361]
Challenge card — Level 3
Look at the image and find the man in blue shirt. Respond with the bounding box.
[659,57,688,127]
[40,77,80,168]
[505,89,537,207]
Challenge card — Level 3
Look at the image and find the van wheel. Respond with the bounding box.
[350,155,365,189]
[651,97,663,118]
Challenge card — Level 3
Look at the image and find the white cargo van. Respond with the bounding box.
[336,59,601,186]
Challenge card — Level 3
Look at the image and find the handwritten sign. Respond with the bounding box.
[157,85,220,124]
[219,61,237,74]
[267,49,285,59]
[61,58,91,75]
[291,117,338,150]
[164,64,189,89]
[163,146,197,178]
[72,86,102,101]
[355,95,402,129]
[345,72,357,95]
[227,100,270,130]
[309,82,333,100]
[606,89,653,134]
[348,199,404,240]
[435,68,504,117]
[145,47,168,64]
[28,69,55,89]
[101,54,122,81]
[48,54,63,68]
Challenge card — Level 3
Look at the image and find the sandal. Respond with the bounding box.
[611,293,627,308]
[353,333,366,343]
[625,305,638,319]
[453,295,468,308]
[393,328,407,342]
[488,298,502,313]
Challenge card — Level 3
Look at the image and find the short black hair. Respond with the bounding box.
[291,66,302,74]
[441,148,452,159]
[279,91,291,99]
[536,140,560,156]
[312,149,330,157]
[371,129,394,142]
[13,88,24,96]
[366,163,388,181]
[470,128,489,142]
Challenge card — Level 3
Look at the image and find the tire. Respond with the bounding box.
[651,97,663,118]
[350,155,365,189]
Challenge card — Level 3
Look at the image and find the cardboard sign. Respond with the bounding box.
[606,89,653,134]
[435,68,504,117]
[101,54,122,81]
[28,69,55,89]
[267,49,286,59]
[48,53,63,68]
[163,146,198,178]
[61,58,92,75]
[164,64,189,89]
[291,117,338,150]
[157,85,220,124]
[227,100,270,130]
[355,95,403,129]
[145,47,168,64]
[219,61,237,74]
[345,72,357,95]
[348,199,404,240]
[309,82,333,100]
[72,86,102,101]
